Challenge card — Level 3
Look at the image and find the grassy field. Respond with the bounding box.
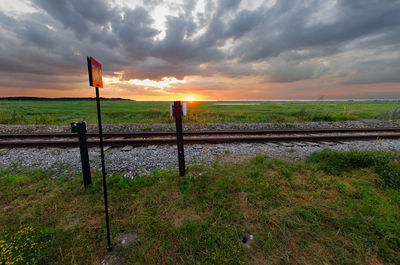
[1,150,399,264]
[1,100,400,124]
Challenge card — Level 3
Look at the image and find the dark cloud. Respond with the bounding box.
[18,20,58,49]
[32,0,113,36]
[265,61,329,83]
[226,9,263,40]
[233,0,400,62]
[113,7,158,59]
[1,0,400,98]
[341,57,400,85]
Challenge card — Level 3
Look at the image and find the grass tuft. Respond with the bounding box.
[307,149,400,189]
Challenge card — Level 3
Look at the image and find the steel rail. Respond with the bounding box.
[0,127,400,139]
[2,133,400,148]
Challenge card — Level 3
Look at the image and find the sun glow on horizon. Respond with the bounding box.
[187,95,195,102]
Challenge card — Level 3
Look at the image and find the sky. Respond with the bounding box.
[0,0,399,101]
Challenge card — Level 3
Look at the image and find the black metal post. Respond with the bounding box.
[71,122,91,188]
[95,86,112,252]
[174,101,185,176]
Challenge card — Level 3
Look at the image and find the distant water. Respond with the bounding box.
[214,103,260,105]
[212,99,400,102]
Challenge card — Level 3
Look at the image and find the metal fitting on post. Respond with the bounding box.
[173,101,183,117]
[71,121,87,134]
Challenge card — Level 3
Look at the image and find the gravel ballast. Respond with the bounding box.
[1,120,400,134]
[1,121,400,177]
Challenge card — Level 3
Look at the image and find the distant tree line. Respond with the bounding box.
[0,97,134,101]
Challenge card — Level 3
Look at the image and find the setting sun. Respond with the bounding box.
[187,96,195,102]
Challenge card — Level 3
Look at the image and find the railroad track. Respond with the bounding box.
[1,127,400,139]
[1,127,400,148]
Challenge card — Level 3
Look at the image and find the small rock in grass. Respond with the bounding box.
[3,206,13,212]
[239,234,254,248]
[115,233,138,249]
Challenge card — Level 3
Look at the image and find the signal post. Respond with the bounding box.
[87,56,112,252]
[171,101,187,176]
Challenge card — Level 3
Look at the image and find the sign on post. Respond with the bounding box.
[87,56,103,88]
[170,102,187,116]
[86,56,112,252]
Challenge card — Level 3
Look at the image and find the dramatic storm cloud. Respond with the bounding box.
[0,0,400,100]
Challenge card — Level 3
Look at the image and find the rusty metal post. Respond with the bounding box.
[173,101,185,176]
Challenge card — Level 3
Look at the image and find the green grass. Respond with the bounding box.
[307,149,400,189]
[1,150,399,264]
[1,100,400,124]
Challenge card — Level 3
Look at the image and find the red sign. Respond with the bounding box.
[87,56,103,88]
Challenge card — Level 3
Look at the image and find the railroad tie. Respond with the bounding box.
[319,141,336,146]
[121,146,133,151]
[278,142,294,147]
[304,141,320,146]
